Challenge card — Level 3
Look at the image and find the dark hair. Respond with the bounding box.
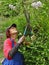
[6,23,17,38]
[6,28,10,38]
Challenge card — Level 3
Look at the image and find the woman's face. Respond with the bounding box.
[9,27,18,40]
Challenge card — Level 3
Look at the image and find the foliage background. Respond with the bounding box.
[0,0,49,65]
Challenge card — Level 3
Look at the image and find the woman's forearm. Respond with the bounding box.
[8,43,20,58]
[8,35,25,58]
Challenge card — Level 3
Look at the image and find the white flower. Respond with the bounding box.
[31,2,38,9]
[12,6,16,10]
[37,1,42,7]
[9,4,16,10]
[9,4,13,9]
[31,1,42,9]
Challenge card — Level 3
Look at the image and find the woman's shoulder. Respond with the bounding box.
[4,38,11,44]
[4,38,12,47]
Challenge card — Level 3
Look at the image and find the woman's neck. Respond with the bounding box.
[10,37,16,42]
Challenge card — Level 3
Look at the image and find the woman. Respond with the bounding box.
[2,23,28,65]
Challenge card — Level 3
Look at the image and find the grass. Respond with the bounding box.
[0,50,3,65]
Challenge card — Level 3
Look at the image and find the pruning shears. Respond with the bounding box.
[22,0,33,37]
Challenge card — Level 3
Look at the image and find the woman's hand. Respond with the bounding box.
[18,24,30,44]
[17,35,25,44]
